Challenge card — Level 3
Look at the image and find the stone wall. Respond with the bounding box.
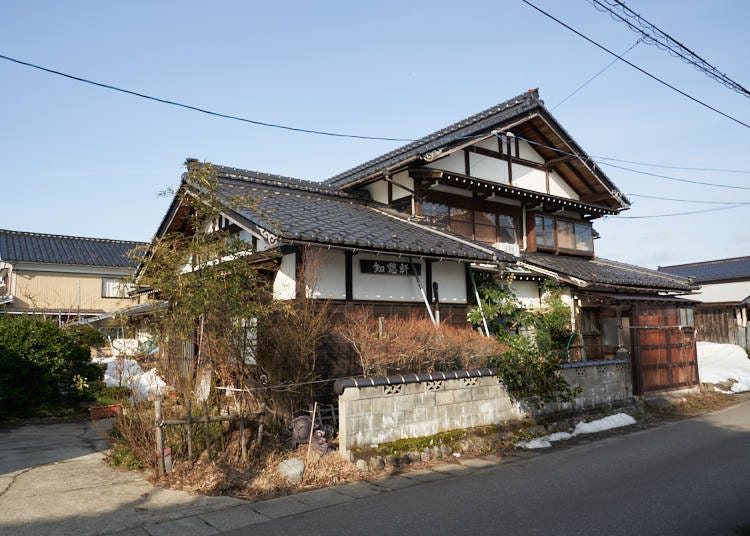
[337,359,632,455]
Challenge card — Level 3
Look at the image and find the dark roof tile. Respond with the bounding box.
[659,257,750,283]
[0,229,146,268]
[522,252,694,291]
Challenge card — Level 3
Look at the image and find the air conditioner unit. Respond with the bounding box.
[493,242,520,257]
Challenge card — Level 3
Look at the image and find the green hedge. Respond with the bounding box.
[0,316,104,417]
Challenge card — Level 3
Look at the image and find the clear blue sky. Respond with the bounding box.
[2,0,748,268]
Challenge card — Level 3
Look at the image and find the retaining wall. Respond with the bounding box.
[336,359,632,455]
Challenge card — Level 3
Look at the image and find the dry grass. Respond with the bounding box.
[157,444,366,500]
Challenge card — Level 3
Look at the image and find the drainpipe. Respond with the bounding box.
[521,202,528,252]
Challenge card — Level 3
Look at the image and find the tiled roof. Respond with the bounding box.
[206,167,507,262]
[658,257,750,283]
[326,90,543,187]
[522,252,695,292]
[0,229,145,268]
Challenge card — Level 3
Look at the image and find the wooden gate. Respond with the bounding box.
[631,304,699,395]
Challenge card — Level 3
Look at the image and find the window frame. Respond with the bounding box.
[534,215,595,256]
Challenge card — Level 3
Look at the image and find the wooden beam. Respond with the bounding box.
[345,251,353,301]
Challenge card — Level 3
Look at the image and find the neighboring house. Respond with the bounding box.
[659,257,750,351]
[152,89,699,395]
[0,229,146,324]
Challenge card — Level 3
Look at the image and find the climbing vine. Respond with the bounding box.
[469,274,579,408]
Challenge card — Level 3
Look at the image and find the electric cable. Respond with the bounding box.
[520,0,750,130]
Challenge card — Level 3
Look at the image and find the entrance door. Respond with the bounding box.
[631,304,699,395]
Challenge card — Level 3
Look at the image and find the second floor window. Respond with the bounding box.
[422,202,519,245]
[535,215,594,254]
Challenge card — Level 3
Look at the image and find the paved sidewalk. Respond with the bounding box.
[0,419,504,536]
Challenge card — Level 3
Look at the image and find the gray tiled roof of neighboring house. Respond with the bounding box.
[658,257,750,283]
[522,252,695,291]
[326,90,543,187]
[208,166,509,262]
[0,229,145,268]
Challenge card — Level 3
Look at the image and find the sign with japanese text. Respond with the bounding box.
[359,259,420,276]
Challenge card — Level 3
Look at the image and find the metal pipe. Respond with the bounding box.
[409,257,437,325]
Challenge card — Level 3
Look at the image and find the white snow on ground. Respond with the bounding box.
[517,413,635,449]
[697,341,750,393]
[94,356,166,400]
[572,413,636,435]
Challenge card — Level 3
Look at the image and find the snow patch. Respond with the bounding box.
[94,356,166,400]
[517,413,636,449]
[572,413,636,435]
[697,341,750,393]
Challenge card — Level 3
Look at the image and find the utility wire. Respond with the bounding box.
[0,53,419,143]
[627,193,750,205]
[612,204,747,219]
[500,133,750,191]
[520,0,750,130]
[590,0,750,98]
[4,52,750,176]
[551,39,641,110]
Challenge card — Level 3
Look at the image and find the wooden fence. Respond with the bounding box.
[153,397,266,476]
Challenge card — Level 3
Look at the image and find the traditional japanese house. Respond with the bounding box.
[151,89,699,395]
[659,257,750,351]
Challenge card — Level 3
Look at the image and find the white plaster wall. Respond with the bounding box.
[272,253,296,300]
[392,170,413,200]
[362,180,389,205]
[238,229,271,252]
[431,261,468,304]
[511,280,541,309]
[469,152,508,184]
[426,152,465,175]
[549,169,580,200]
[305,249,346,299]
[518,140,545,164]
[476,137,502,152]
[512,165,547,193]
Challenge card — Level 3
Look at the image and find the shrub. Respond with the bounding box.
[336,309,505,376]
[0,315,104,416]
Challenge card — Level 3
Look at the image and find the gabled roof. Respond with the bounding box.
[168,165,509,263]
[521,252,695,292]
[325,89,627,211]
[326,90,543,187]
[0,229,144,268]
[659,257,750,283]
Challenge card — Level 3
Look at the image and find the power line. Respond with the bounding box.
[0,53,419,143]
[551,39,641,111]
[627,193,750,205]
[593,156,750,174]
[4,52,749,177]
[519,0,750,130]
[503,134,750,191]
[612,204,747,219]
[590,0,750,98]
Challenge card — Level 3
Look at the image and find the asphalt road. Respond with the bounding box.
[224,399,750,536]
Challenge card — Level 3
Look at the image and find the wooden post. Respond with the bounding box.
[305,402,318,474]
[154,397,165,477]
[186,398,194,463]
[239,396,247,462]
[203,400,212,461]
[256,402,266,449]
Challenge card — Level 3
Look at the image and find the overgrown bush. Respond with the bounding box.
[469,274,579,408]
[336,309,506,376]
[0,315,104,417]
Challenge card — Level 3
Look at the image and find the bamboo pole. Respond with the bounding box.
[154,397,165,477]
[239,397,247,462]
[186,398,194,463]
[203,400,212,461]
[305,402,318,472]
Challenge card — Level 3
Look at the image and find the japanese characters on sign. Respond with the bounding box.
[360,259,421,276]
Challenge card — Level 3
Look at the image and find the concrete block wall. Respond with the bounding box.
[338,359,632,455]
[338,376,523,455]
